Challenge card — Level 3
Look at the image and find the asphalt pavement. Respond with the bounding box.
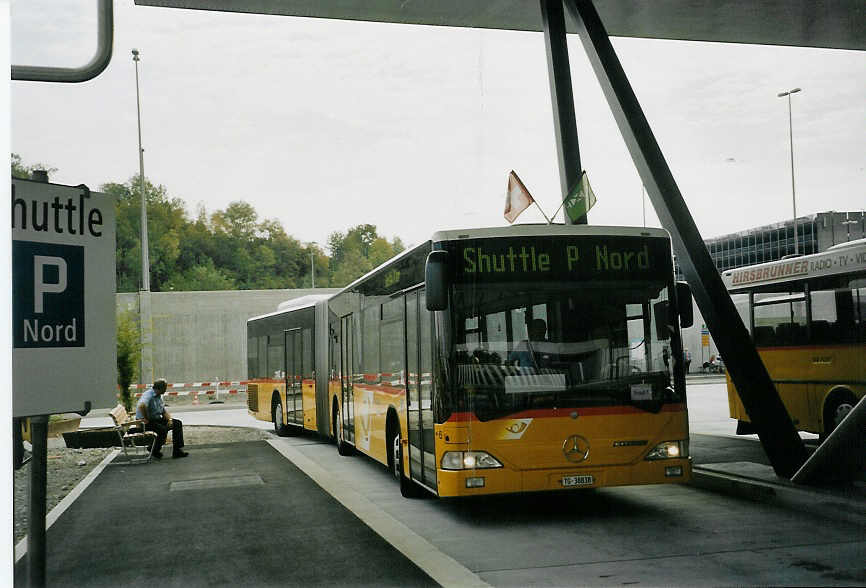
[15,440,437,587]
[18,375,865,586]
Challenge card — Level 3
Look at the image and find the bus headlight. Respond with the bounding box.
[441,451,503,470]
[644,440,688,460]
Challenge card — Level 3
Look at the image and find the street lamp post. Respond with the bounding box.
[132,48,150,291]
[778,87,801,255]
[310,243,317,288]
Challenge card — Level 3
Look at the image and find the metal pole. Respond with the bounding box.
[642,185,646,227]
[787,93,797,255]
[133,49,150,292]
[28,415,49,587]
[778,88,801,255]
[540,0,584,224]
[311,250,315,288]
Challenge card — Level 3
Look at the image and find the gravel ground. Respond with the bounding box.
[13,425,274,543]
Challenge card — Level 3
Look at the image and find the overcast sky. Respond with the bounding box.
[10,1,866,250]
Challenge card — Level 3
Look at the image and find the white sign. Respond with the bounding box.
[12,179,116,417]
[630,383,653,401]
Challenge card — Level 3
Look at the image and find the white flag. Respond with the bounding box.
[504,171,534,224]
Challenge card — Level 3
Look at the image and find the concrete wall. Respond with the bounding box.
[117,289,339,386]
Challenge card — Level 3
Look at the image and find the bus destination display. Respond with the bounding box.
[446,236,671,283]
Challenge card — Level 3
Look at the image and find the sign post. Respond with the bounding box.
[12,178,117,585]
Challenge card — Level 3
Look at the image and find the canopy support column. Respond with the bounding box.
[563,0,807,477]
[540,0,585,224]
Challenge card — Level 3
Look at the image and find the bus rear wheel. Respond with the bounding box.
[272,397,288,437]
[334,400,353,456]
[822,391,857,439]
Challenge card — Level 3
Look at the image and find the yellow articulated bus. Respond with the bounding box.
[247,294,333,437]
[248,225,694,498]
[722,238,866,438]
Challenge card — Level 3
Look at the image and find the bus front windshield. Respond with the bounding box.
[449,280,680,421]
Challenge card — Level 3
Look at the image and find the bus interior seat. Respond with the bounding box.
[775,323,807,345]
[810,320,832,343]
[753,326,776,346]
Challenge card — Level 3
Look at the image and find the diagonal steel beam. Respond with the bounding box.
[540,0,585,224]
[563,0,807,477]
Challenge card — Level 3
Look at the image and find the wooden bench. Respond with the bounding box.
[109,404,157,464]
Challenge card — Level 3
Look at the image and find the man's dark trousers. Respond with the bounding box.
[144,418,185,456]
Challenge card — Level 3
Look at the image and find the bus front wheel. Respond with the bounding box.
[392,429,424,498]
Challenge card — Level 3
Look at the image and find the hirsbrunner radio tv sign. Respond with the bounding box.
[12,179,117,417]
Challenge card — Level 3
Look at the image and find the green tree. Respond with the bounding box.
[116,310,142,411]
[165,258,235,291]
[327,224,405,286]
[369,237,396,267]
[212,201,259,240]
[11,153,57,180]
[102,175,188,292]
[331,248,373,287]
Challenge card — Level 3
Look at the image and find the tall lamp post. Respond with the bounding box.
[133,48,150,290]
[778,87,801,255]
[310,242,317,288]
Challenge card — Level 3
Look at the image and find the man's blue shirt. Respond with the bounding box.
[136,387,164,420]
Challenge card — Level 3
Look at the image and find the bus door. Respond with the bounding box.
[340,315,355,444]
[406,291,436,490]
[284,328,303,425]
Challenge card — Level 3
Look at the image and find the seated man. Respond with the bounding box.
[508,318,549,368]
[136,378,188,459]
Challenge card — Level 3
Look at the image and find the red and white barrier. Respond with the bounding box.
[127,380,249,398]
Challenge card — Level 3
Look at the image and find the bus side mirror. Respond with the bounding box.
[654,301,671,340]
[676,281,694,328]
[425,250,449,311]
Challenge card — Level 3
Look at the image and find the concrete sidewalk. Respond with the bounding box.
[689,433,866,527]
[14,440,436,587]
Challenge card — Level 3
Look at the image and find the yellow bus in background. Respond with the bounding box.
[248,225,694,498]
[722,238,866,438]
[246,295,332,437]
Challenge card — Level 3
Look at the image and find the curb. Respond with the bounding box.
[15,449,120,563]
[689,466,866,527]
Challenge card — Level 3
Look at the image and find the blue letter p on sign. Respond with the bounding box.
[13,241,85,348]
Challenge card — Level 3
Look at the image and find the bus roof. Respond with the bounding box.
[722,240,866,291]
[432,224,669,242]
[247,294,332,323]
[334,224,672,297]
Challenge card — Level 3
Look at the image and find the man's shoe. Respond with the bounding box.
[152,451,163,459]
[173,450,189,458]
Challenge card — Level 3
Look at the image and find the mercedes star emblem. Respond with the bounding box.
[562,434,590,463]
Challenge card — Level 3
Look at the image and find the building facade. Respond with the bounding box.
[678,211,865,279]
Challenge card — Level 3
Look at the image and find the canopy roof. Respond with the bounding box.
[136,1,864,51]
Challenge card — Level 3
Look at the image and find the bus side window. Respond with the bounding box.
[247,333,259,379]
[810,289,837,344]
[854,281,866,342]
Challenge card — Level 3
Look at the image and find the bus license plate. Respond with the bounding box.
[561,475,594,487]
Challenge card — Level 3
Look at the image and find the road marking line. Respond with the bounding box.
[15,449,120,563]
[268,439,490,588]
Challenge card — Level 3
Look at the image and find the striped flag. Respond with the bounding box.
[504,171,534,224]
